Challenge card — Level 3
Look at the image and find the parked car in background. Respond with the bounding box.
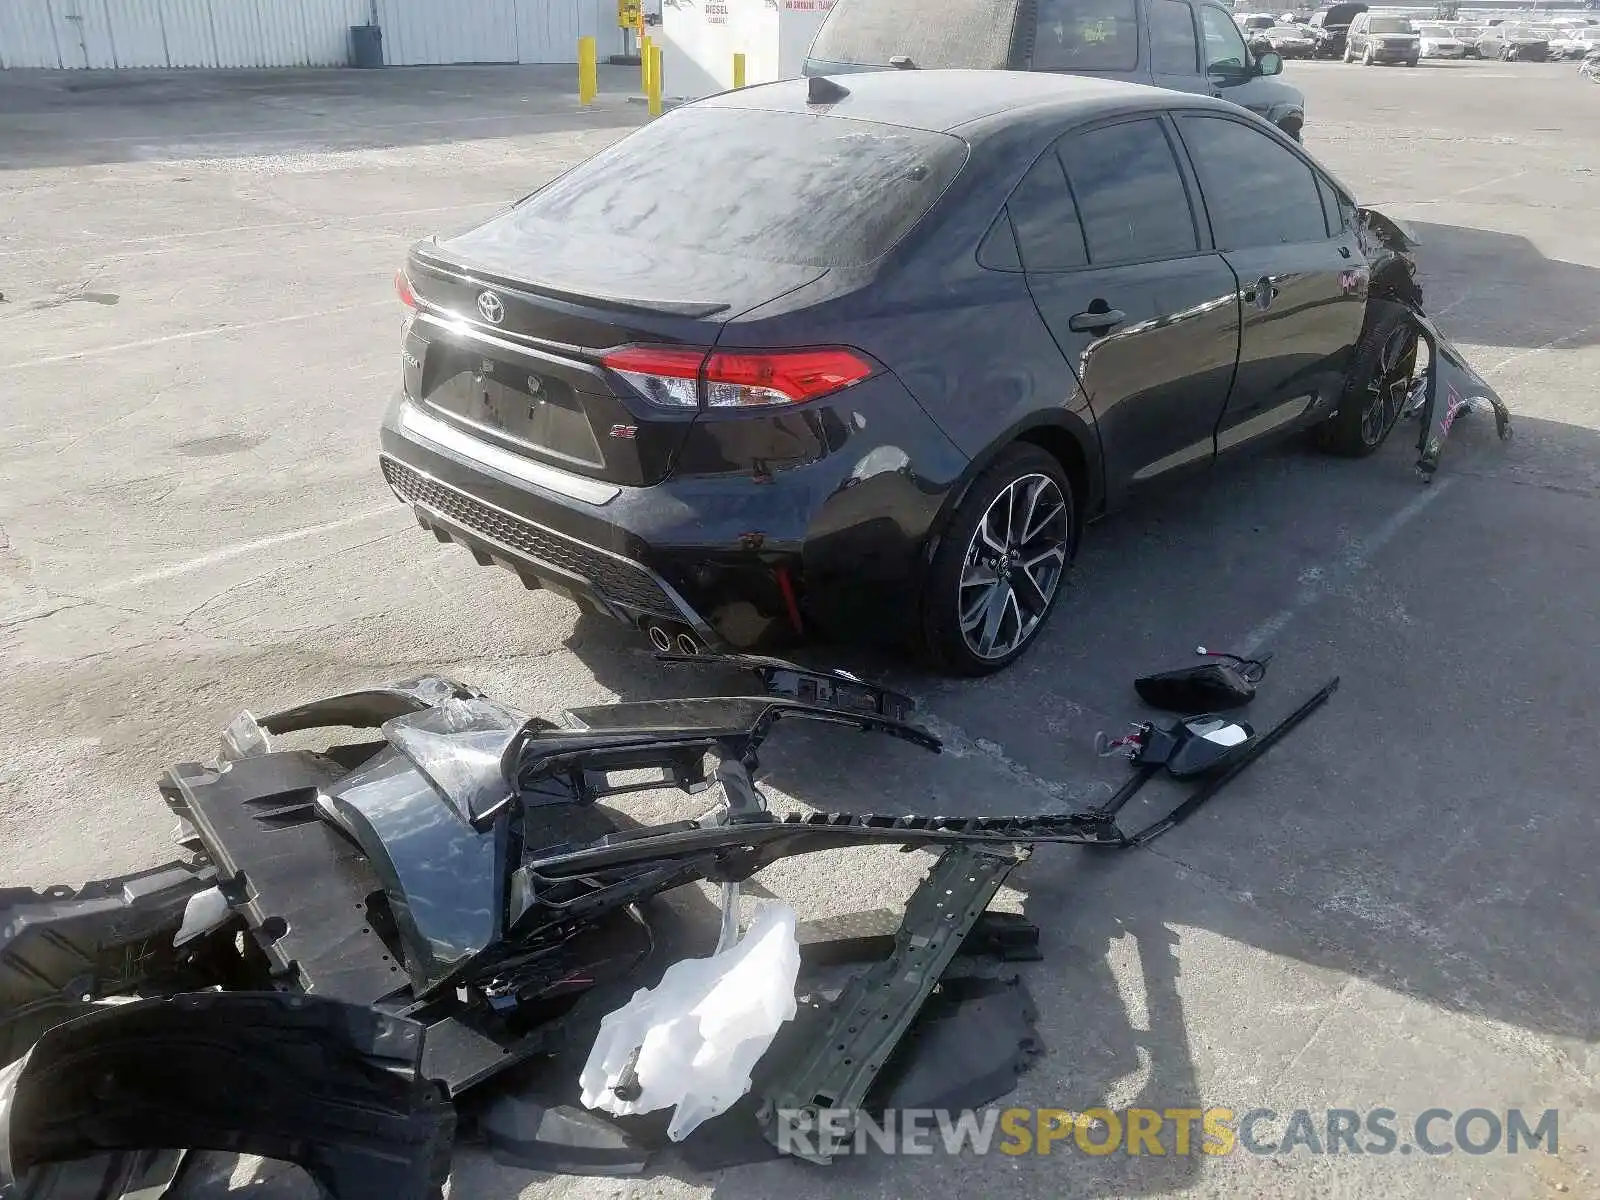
[1451,24,1484,55]
[1345,12,1420,65]
[1417,22,1469,58]
[1476,24,1551,60]
[1237,12,1277,31]
[1554,26,1600,56]
[1306,2,1368,56]
[800,0,1309,141]
[381,71,1431,673]
[1262,21,1318,56]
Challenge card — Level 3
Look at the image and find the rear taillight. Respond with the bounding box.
[395,268,417,309]
[603,346,704,409]
[601,346,874,410]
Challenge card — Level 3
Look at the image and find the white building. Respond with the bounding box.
[0,0,629,71]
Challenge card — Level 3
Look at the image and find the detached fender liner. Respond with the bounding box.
[0,992,454,1200]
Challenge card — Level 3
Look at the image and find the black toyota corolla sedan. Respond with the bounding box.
[381,69,1429,676]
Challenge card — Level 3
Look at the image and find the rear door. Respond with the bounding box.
[1148,0,1209,92]
[1014,115,1241,500]
[1030,0,1146,80]
[1347,11,1369,54]
[1171,112,1366,452]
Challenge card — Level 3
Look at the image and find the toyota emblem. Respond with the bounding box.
[476,290,505,324]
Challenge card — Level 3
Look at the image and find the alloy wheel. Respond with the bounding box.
[957,474,1070,661]
[1359,323,1419,446]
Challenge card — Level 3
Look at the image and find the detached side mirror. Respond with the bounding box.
[1256,49,1285,74]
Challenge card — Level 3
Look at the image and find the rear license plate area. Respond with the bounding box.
[423,349,603,469]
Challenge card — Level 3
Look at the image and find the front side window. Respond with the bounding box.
[1150,0,1201,72]
[1034,0,1141,70]
[1058,118,1199,265]
[1178,115,1328,249]
[1199,5,1252,70]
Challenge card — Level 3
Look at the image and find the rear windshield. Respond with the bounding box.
[511,107,966,270]
[809,0,1023,69]
[1368,18,1415,33]
[1035,0,1141,70]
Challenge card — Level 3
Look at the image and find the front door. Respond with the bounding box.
[1196,4,1272,118]
[1172,113,1367,452]
[1009,116,1241,501]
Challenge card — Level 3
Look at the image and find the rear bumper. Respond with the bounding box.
[379,388,965,647]
[382,452,720,641]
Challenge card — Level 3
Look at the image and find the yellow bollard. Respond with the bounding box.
[578,36,598,105]
[640,34,652,93]
[732,51,746,89]
[647,43,664,116]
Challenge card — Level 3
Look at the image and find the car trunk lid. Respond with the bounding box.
[403,225,825,489]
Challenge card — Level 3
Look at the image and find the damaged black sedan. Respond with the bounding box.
[379,69,1501,675]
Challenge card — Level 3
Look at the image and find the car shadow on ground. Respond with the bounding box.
[526,410,1598,1196]
[1413,221,1600,351]
[0,65,643,172]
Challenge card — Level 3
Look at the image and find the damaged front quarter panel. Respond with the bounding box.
[1355,207,1513,479]
[1356,206,1424,308]
[1405,308,1514,480]
[0,992,454,1200]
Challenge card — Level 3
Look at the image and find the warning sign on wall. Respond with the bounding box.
[618,0,641,28]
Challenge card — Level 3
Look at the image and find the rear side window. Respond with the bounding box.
[1177,114,1327,248]
[1034,0,1140,70]
[1150,0,1202,72]
[510,107,966,269]
[1059,118,1199,265]
[1005,151,1089,270]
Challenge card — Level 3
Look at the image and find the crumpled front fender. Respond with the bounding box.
[1405,308,1514,480]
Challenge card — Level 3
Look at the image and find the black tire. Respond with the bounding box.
[919,444,1077,677]
[1316,299,1420,458]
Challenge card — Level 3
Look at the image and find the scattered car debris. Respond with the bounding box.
[580,900,803,1140]
[1134,647,1273,713]
[0,653,1338,1194]
[0,992,455,1200]
[1403,307,1515,481]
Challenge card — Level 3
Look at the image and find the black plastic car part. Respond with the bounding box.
[1134,649,1271,713]
[757,843,1027,1162]
[0,992,455,1200]
[0,862,221,1068]
[653,652,922,724]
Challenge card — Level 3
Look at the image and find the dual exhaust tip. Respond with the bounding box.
[646,622,703,656]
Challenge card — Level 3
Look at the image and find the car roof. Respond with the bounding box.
[694,69,1239,136]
